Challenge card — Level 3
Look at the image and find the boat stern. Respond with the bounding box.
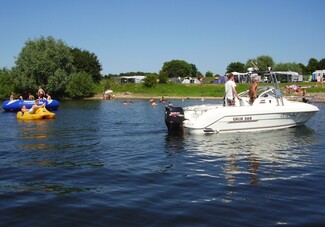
[165,106,185,133]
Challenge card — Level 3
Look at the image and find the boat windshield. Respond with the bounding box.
[258,87,276,98]
[238,86,275,98]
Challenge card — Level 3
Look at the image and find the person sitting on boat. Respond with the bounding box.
[28,99,46,114]
[21,105,28,112]
[46,93,51,100]
[225,73,241,106]
[38,86,45,99]
[248,77,259,105]
[28,93,35,100]
[9,92,14,100]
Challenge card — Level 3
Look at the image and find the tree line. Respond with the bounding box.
[226,55,325,76]
[0,36,102,100]
[110,57,325,88]
[104,56,325,86]
[1,36,324,99]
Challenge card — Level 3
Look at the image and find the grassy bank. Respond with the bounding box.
[95,82,248,98]
[94,81,325,98]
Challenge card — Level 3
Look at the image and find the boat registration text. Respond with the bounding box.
[233,116,253,122]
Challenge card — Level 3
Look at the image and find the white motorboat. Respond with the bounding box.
[165,72,319,134]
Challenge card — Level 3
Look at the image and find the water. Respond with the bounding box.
[1,99,324,226]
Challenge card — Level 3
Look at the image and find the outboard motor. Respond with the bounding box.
[165,106,185,133]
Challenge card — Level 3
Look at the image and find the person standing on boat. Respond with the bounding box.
[248,77,259,104]
[225,73,241,106]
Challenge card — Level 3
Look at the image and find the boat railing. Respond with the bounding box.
[269,69,284,106]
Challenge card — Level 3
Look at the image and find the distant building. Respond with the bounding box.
[227,72,260,83]
[120,76,145,84]
[312,70,325,82]
[270,71,303,83]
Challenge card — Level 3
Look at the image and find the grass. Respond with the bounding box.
[94,80,325,98]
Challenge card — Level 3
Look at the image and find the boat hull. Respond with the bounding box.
[2,99,59,112]
[16,108,56,120]
[182,103,319,134]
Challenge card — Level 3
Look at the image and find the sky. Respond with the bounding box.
[0,0,324,76]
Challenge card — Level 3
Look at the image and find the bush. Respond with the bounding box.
[143,74,158,88]
[0,68,14,100]
[66,72,95,99]
[158,72,168,84]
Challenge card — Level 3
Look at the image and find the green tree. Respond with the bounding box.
[245,58,258,70]
[256,55,275,71]
[0,68,14,100]
[298,63,308,75]
[306,58,318,74]
[47,69,71,97]
[66,72,95,99]
[71,48,102,83]
[190,64,198,77]
[273,62,303,74]
[161,60,193,78]
[245,56,274,71]
[226,62,245,73]
[11,67,36,97]
[205,71,214,77]
[318,58,325,70]
[158,71,168,84]
[13,36,75,98]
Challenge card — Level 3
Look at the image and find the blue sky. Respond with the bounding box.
[0,0,324,75]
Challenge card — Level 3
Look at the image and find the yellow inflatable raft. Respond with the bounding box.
[17,108,56,120]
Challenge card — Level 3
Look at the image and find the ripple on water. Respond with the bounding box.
[0,100,324,226]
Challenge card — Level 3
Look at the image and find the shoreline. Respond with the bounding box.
[87,92,325,103]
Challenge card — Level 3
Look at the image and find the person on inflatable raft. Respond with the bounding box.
[21,99,46,114]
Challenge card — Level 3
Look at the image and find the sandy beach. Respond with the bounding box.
[89,92,325,103]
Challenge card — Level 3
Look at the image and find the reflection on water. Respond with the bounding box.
[13,111,104,169]
[7,182,94,195]
[0,100,323,226]
[165,126,316,185]
[17,120,53,139]
[164,125,317,203]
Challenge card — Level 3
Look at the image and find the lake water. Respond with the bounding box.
[1,99,324,226]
